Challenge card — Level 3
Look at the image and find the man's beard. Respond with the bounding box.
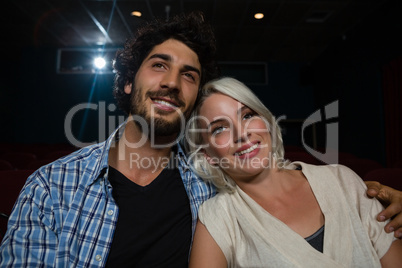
[129,86,190,137]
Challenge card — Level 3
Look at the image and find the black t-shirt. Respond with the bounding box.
[305,225,324,252]
[296,165,324,252]
[105,162,192,267]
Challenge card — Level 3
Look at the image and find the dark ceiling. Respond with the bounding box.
[1,0,399,62]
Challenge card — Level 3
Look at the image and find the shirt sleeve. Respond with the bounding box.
[337,165,395,259]
[363,192,396,258]
[0,171,58,266]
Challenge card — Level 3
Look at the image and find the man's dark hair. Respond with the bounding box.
[113,11,220,114]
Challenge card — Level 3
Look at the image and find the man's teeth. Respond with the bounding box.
[236,144,258,156]
[154,99,178,108]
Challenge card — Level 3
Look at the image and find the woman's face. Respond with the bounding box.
[199,93,273,180]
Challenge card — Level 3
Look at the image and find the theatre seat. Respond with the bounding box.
[43,150,75,161]
[364,168,402,190]
[0,212,8,242]
[25,159,54,170]
[339,158,383,178]
[0,160,13,170]
[393,158,402,168]
[284,151,322,165]
[0,170,33,241]
[0,152,37,170]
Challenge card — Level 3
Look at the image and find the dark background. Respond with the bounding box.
[0,0,401,166]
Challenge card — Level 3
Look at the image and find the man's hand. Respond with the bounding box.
[365,181,402,238]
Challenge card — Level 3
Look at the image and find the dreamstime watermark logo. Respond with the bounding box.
[63,100,339,166]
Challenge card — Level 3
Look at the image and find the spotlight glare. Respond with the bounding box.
[94,57,106,69]
[254,13,264,19]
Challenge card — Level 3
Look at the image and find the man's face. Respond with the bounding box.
[125,39,201,137]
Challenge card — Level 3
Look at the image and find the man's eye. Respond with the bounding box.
[184,73,195,81]
[153,63,165,68]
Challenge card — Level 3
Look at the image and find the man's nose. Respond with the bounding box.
[160,69,181,91]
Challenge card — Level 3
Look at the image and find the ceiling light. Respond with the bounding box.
[254,13,264,19]
[131,11,142,17]
[94,57,106,69]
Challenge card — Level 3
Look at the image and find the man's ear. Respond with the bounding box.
[202,149,218,166]
[124,83,132,94]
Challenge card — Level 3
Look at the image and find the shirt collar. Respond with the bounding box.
[89,121,126,185]
[91,121,191,183]
[176,142,191,173]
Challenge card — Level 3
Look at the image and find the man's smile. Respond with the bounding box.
[151,97,180,112]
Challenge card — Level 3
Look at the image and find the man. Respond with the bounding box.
[1,12,218,267]
[0,11,401,267]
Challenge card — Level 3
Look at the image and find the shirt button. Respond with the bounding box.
[107,210,114,216]
[95,255,102,262]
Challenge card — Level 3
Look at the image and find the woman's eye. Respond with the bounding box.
[243,112,255,120]
[212,126,226,135]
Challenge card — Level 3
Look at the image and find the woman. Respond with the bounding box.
[186,77,402,267]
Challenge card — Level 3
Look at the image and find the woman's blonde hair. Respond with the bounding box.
[185,77,287,193]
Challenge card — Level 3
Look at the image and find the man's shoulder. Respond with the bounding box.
[53,142,106,165]
[30,142,108,186]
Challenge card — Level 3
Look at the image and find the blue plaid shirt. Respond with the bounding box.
[0,125,216,267]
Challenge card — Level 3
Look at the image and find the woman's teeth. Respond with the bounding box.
[236,143,258,156]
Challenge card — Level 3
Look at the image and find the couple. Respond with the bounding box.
[186,77,402,267]
[0,11,401,267]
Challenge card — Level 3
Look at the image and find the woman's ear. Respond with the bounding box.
[202,149,218,166]
[124,83,132,94]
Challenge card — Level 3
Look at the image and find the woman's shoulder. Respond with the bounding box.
[319,163,364,186]
[296,162,368,203]
[295,161,360,180]
[201,191,233,209]
[198,191,237,221]
[292,162,366,196]
[294,161,353,172]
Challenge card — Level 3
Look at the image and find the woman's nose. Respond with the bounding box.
[233,124,250,144]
